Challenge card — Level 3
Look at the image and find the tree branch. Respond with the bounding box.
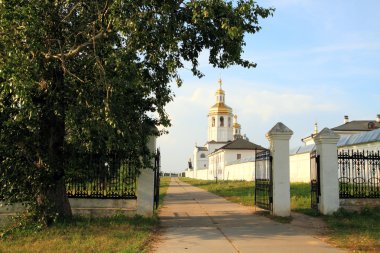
[42,30,107,60]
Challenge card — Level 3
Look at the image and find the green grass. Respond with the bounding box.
[325,207,380,252]
[180,177,380,252]
[0,215,157,253]
[290,183,320,216]
[0,177,172,253]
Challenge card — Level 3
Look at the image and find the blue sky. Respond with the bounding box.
[158,0,380,173]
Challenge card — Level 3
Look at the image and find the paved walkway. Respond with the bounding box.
[153,178,345,253]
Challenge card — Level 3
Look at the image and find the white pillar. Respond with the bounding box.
[137,135,156,216]
[314,128,340,215]
[266,122,293,217]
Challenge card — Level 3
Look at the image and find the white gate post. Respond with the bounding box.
[137,134,157,216]
[314,128,340,215]
[266,122,293,217]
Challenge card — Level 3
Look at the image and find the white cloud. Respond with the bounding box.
[228,89,339,121]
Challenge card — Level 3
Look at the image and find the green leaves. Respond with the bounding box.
[0,0,273,222]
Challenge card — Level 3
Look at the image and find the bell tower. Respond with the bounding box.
[207,79,233,142]
[233,114,242,139]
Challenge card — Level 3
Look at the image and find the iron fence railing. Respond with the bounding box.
[338,150,380,198]
[66,154,137,199]
[254,149,272,211]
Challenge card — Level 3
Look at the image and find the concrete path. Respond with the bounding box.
[153,178,345,253]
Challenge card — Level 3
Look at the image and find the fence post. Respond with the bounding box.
[314,128,340,215]
[137,134,157,216]
[266,122,293,217]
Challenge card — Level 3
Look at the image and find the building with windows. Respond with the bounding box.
[186,80,266,180]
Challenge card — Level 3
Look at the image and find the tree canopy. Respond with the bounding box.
[0,0,274,225]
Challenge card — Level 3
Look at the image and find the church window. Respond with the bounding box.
[200,153,206,158]
[237,154,241,159]
[220,116,224,127]
[212,117,215,127]
[228,117,231,127]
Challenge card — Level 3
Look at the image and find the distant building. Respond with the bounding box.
[291,117,380,183]
[302,114,380,145]
[186,80,266,180]
[331,115,380,137]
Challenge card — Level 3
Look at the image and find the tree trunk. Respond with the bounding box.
[37,67,72,223]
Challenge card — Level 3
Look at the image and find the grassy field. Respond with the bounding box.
[0,178,172,253]
[0,215,156,253]
[179,178,312,211]
[180,177,380,253]
[326,207,380,252]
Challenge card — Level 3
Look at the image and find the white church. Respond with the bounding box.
[186,80,266,181]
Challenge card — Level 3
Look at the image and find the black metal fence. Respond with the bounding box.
[66,154,137,199]
[254,150,272,211]
[338,150,380,198]
[153,149,160,209]
[310,151,320,209]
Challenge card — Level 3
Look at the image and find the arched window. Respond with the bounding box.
[200,153,206,158]
[212,117,215,127]
[228,117,231,127]
[220,116,224,127]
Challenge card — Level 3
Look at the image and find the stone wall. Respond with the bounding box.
[0,199,137,219]
[340,199,380,211]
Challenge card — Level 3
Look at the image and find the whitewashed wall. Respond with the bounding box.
[196,169,209,180]
[289,153,311,183]
[224,150,256,164]
[223,161,255,181]
[185,170,194,178]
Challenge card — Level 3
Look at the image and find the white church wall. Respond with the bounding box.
[206,143,226,154]
[185,170,194,178]
[196,169,209,180]
[224,150,256,165]
[223,161,255,181]
[208,151,225,180]
[289,152,311,183]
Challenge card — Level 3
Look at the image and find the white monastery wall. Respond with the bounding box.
[223,161,255,181]
[289,153,311,183]
[196,169,209,180]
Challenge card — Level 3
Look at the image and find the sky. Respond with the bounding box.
[157,0,380,173]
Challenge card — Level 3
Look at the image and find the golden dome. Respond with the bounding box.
[208,103,232,116]
[216,78,225,95]
[233,115,241,128]
[208,79,232,116]
[216,89,225,95]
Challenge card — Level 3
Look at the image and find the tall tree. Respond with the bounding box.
[0,0,274,225]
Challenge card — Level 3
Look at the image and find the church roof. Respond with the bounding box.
[218,138,267,151]
[332,120,379,132]
[208,103,232,115]
[207,140,230,144]
[338,128,380,146]
[291,128,380,155]
[196,146,208,151]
